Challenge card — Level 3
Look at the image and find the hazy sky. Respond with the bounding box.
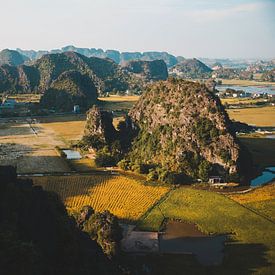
[0,0,274,58]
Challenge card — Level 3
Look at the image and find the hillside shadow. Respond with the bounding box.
[122,240,270,275]
[239,137,275,168]
[16,155,71,175]
[0,126,35,136]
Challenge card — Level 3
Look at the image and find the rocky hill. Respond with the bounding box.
[83,105,117,145]
[0,64,39,93]
[17,45,182,67]
[40,70,98,111]
[261,69,275,82]
[122,60,168,81]
[0,51,167,95]
[126,79,251,184]
[0,49,29,66]
[169,58,212,79]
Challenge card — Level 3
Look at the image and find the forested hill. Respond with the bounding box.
[169,58,212,79]
[0,51,168,95]
[126,79,252,184]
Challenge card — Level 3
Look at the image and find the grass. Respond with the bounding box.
[245,200,275,222]
[138,187,275,274]
[227,106,275,127]
[32,175,170,221]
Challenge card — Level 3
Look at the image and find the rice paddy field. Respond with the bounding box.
[227,106,275,127]
[229,183,275,222]
[38,115,86,143]
[32,174,170,221]
[138,187,275,274]
[220,79,275,86]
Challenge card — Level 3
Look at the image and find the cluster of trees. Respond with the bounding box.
[74,206,122,257]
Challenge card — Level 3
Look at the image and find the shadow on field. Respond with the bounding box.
[122,240,270,275]
[216,240,270,275]
[15,155,71,174]
[239,137,275,168]
[0,126,35,136]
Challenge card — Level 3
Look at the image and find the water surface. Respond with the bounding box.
[251,167,275,187]
[216,85,275,95]
[159,221,227,265]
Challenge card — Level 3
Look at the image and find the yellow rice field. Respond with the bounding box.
[32,175,170,221]
[228,183,275,204]
[227,106,275,127]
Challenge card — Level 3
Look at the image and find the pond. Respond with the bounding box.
[216,85,275,95]
[251,167,275,187]
[159,221,227,266]
[62,150,82,160]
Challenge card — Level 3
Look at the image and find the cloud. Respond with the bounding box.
[188,2,266,22]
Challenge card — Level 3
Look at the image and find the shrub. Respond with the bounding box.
[95,148,116,167]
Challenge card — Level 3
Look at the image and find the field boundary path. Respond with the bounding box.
[226,195,275,225]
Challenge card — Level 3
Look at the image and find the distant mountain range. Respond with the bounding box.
[0,49,29,66]
[15,45,183,68]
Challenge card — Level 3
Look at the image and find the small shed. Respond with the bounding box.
[209,176,223,185]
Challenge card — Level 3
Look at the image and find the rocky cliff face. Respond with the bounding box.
[128,79,251,183]
[84,105,117,145]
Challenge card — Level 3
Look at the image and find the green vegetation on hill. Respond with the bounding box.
[40,70,98,111]
[122,59,168,81]
[123,79,252,184]
[0,51,169,97]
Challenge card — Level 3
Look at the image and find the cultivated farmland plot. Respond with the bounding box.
[32,175,170,221]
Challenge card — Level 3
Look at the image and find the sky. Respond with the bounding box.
[0,0,274,58]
